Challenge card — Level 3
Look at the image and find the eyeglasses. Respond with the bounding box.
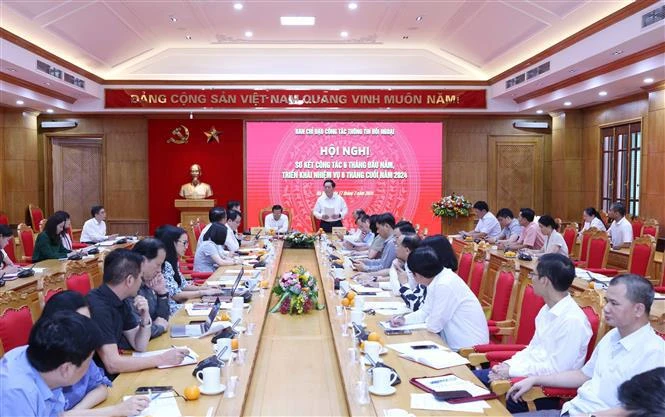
[178,239,189,247]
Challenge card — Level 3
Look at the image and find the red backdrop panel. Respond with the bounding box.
[148,119,244,234]
[246,121,443,233]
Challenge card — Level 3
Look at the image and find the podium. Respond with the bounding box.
[174,199,216,251]
[440,216,474,236]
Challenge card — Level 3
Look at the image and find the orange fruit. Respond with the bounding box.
[367,332,380,342]
[183,385,200,400]
[341,298,350,307]
[349,298,355,307]
[220,312,231,321]
[346,291,356,300]
[359,341,365,351]
[260,280,270,289]
[231,338,239,350]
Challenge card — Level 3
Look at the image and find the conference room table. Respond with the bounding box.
[97,238,511,416]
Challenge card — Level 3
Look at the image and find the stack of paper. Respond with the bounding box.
[414,374,489,396]
[350,284,391,297]
[124,392,182,417]
[364,301,411,315]
[575,268,612,284]
[133,346,199,368]
[379,321,427,331]
[410,393,489,413]
[386,341,450,355]
[399,348,469,369]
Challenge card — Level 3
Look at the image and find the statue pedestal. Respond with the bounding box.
[174,199,216,251]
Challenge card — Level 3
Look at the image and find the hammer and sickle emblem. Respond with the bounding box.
[166,125,190,144]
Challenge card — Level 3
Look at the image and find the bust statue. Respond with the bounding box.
[179,164,213,199]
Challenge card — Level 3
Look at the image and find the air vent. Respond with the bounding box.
[642,5,665,28]
[36,59,85,89]
[505,61,550,89]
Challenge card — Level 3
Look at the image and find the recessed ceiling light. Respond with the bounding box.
[233,3,243,10]
[348,2,358,10]
[644,77,654,84]
[169,16,177,22]
[46,108,54,113]
[244,31,253,37]
[563,101,572,106]
[402,35,409,39]
[612,50,623,55]
[569,69,576,73]
[416,16,423,21]
[185,35,192,40]
[536,110,544,114]
[16,100,24,105]
[44,82,50,86]
[598,91,608,96]
[340,31,349,38]
[280,16,315,26]
[7,67,17,72]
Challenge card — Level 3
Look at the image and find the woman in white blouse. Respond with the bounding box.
[581,207,607,232]
[531,215,569,257]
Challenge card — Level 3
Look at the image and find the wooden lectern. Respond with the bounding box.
[174,199,216,251]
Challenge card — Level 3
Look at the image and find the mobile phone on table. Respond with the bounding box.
[188,320,205,325]
[384,329,412,335]
[135,386,173,394]
[411,344,439,350]
[433,390,471,401]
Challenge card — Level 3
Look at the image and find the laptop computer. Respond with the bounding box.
[170,298,221,338]
[217,268,244,302]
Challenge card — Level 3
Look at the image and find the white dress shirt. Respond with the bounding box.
[608,217,633,248]
[581,217,606,233]
[474,212,502,239]
[80,218,107,243]
[504,294,592,377]
[404,268,489,351]
[197,222,212,247]
[313,193,348,221]
[562,323,665,415]
[543,230,569,257]
[264,214,289,233]
[224,223,239,252]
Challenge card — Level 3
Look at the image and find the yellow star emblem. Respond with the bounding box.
[204,126,221,143]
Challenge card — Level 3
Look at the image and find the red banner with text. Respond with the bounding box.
[105,89,486,110]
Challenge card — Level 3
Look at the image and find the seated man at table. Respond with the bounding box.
[474,254,592,411]
[390,246,489,350]
[490,208,522,245]
[353,213,397,274]
[0,311,101,417]
[394,220,416,238]
[224,209,242,252]
[461,201,502,240]
[505,207,545,251]
[265,204,289,233]
[227,200,241,214]
[508,274,665,416]
[198,206,226,247]
[87,248,189,377]
[80,205,117,244]
[607,201,633,250]
[342,213,374,251]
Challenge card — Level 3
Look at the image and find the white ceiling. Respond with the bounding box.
[0,0,632,80]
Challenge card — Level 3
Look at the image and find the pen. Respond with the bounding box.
[171,345,196,361]
[149,391,161,401]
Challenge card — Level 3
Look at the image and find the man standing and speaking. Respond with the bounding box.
[313,179,348,233]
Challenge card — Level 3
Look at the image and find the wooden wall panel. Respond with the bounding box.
[643,89,665,237]
[0,109,39,223]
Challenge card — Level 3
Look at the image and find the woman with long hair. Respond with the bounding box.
[32,214,69,262]
[581,207,607,232]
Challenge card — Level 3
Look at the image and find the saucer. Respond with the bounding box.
[368,385,396,396]
[363,356,384,366]
[199,384,225,395]
[361,346,388,355]
[348,322,366,328]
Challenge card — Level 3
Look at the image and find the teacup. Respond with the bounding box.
[196,366,222,391]
[231,296,244,309]
[372,367,397,391]
[364,341,382,364]
[350,310,365,326]
[352,295,365,311]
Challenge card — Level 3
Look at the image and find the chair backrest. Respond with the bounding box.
[0,211,8,225]
[468,252,486,297]
[310,213,321,232]
[514,280,545,345]
[3,235,18,263]
[452,238,472,259]
[562,223,578,257]
[191,218,203,241]
[17,223,35,259]
[66,272,92,296]
[627,235,656,279]
[641,219,659,238]
[0,288,41,352]
[578,227,598,262]
[28,204,44,233]
[40,272,67,307]
[586,232,610,269]
[650,314,665,340]
[630,217,644,238]
[488,263,517,322]
[457,246,475,284]
[573,289,607,360]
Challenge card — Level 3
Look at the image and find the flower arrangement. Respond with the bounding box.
[283,232,316,248]
[431,193,473,218]
[270,265,324,315]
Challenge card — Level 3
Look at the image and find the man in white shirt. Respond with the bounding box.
[508,274,665,416]
[461,201,502,240]
[81,205,116,243]
[607,202,633,250]
[389,246,489,351]
[224,210,241,253]
[313,179,348,232]
[198,206,226,247]
[264,205,289,233]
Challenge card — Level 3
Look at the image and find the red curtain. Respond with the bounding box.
[148,119,244,234]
